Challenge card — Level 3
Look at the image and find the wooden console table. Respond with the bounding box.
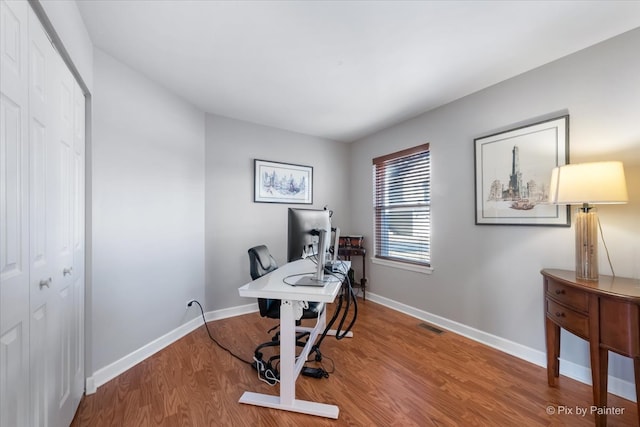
[542,269,640,426]
[338,247,367,300]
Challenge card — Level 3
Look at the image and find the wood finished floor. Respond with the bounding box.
[71,299,637,426]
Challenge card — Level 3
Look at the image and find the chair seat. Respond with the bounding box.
[263,301,324,320]
[301,302,324,319]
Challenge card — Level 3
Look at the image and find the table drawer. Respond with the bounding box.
[338,248,365,256]
[546,299,589,339]
[546,279,589,313]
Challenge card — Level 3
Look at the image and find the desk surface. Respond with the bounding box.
[239,258,349,302]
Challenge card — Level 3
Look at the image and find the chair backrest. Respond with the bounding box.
[248,245,278,280]
[248,245,279,318]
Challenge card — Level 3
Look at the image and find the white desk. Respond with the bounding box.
[238,258,349,419]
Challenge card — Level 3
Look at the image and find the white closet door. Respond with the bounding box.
[0,1,30,426]
[51,46,77,427]
[27,5,57,425]
[29,8,85,426]
[2,1,85,425]
[69,78,85,422]
[50,54,85,427]
[64,76,85,425]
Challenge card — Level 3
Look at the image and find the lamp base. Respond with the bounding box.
[575,206,598,281]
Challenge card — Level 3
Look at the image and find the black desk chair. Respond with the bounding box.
[248,245,324,320]
[247,245,324,383]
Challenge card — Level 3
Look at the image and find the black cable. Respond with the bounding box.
[328,267,357,339]
[282,272,317,285]
[310,265,358,358]
[333,272,357,339]
[306,353,335,374]
[189,300,252,365]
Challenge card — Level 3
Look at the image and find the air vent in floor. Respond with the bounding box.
[418,322,445,334]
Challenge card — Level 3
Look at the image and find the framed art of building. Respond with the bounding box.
[474,115,570,226]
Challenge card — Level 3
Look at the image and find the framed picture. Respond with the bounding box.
[254,159,313,204]
[474,115,570,226]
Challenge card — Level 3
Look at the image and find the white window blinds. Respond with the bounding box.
[373,143,431,266]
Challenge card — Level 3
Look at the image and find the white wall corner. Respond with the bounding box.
[85,376,97,395]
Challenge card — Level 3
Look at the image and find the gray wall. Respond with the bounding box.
[204,115,351,310]
[349,28,640,382]
[91,49,206,371]
[88,51,351,375]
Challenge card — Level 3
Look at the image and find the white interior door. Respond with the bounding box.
[51,47,84,427]
[27,6,57,425]
[0,0,30,425]
[52,45,75,426]
[70,76,85,421]
[1,1,85,426]
[29,12,84,426]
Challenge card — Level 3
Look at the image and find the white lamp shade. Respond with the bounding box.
[549,161,628,205]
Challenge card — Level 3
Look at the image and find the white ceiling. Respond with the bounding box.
[77,0,640,142]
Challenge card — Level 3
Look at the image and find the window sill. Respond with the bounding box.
[370,257,433,275]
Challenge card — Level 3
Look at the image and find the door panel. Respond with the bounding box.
[30,304,49,427]
[0,0,30,425]
[0,324,28,427]
[0,97,24,281]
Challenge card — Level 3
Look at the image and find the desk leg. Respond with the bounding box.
[589,346,608,427]
[279,300,296,405]
[239,299,339,419]
[545,317,560,387]
[587,296,607,427]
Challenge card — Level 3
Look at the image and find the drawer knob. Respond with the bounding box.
[555,311,565,318]
[555,289,566,295]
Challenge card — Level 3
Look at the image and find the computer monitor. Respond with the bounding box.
[287,208,331,262]
[287,208,338,285]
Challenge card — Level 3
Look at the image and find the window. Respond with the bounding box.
[373,143,431,267]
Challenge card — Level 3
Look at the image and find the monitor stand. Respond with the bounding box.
[295,229,329,286]
[294,275,332,287]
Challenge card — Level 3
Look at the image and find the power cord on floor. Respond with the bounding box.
[252,356,280,386]
[598,216,616,277]
[305,352,335,375]
[188,300,252,366]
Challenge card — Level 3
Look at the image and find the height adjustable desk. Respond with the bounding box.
[238,258,350,419]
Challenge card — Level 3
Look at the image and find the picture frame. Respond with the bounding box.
[254,159,313,204]
[474,115,570,226]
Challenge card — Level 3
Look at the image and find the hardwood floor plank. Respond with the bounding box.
[71,300,637,426]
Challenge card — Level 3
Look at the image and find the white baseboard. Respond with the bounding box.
[85,376,96,395]
[365,292,637,402]
[86,302,258,394]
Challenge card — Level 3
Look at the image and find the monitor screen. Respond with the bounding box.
[287,208,331,262]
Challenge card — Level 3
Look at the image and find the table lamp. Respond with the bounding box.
[549,161,628,280]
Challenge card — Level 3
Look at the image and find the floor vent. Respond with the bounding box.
[418,323,445,335]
